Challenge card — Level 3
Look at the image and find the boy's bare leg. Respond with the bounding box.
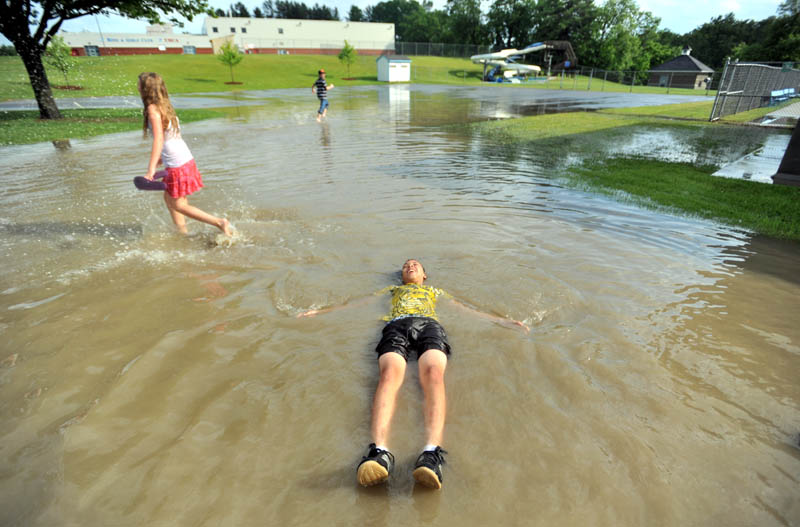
[417,349,447,446]
[370,352,407,446]
[357,352,405,486]
[413,349,448,489]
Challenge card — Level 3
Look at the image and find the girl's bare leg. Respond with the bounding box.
[163,193,188,234]
[163,193,232,236]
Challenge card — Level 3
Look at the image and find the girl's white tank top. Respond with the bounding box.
[150,116,193,168]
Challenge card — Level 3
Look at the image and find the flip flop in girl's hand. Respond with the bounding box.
[133,170,166,191]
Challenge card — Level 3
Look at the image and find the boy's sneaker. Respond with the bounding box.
[412,446,447,489]
[356,443,395,487]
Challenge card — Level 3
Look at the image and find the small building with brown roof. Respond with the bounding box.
[648,46,714,89]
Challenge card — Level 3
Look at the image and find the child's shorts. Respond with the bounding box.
[164,159,203,198]
[318,98,329,114]
[376,316,451,361]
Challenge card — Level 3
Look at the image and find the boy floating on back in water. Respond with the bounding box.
[298,259,528,489]
[311,69,334,122]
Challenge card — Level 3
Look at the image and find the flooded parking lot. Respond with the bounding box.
[1,86,798,526]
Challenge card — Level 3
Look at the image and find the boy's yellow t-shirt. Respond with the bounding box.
[377,283,451,321]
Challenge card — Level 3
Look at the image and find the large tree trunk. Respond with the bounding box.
[16,38,62,120]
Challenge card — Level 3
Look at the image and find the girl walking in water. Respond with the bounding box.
[137,72,232,236]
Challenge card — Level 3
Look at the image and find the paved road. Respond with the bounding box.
[0,85,714,112]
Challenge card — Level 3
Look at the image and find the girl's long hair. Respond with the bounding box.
[138,72,179,136]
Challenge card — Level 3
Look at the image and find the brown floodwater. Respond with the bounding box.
[1,86,799,526]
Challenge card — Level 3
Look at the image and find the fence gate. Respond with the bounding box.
[710,60,800,121]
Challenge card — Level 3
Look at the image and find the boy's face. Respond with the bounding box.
[401,259,426,284]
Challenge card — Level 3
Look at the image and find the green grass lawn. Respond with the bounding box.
[564,157,800,239]
[474,111,701,142]
[475,112,800,239]
[1,54,722,100]
[0,54,487,100]
[599,99,794,122]
[0,107,227,145]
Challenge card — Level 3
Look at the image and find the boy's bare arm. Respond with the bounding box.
[447,297,530,333]
[297,294,378,318]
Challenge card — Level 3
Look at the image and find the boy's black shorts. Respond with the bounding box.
[376,316,451,361]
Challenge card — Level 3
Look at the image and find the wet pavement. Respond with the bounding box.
[712,133,790,184]
[0,85,714,113]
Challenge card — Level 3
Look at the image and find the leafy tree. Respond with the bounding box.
[401,8,449,42]
[0,45,18,56]
[214,8,227,16]
[445,0,487,45]
[655,28,684,50]
[229,2,250,16]
[735,14,800,62]
[44,35,77,86]
[309,3,339,20]
[253,6,265,17]
[531,0,599,64]
[272,1,308,18]
[348,5,364,21]
[593,0,631,68]
[779,0,799,16]
[338,40,358,77]
[0,0,209,120]
[217,40,244,82]
[266,0,338,19]
[683,13,761,68]
[366,0,427,41]
[635,16,681,71]
[487,0,537,49]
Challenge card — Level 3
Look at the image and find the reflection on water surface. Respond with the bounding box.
[1,86,798,527]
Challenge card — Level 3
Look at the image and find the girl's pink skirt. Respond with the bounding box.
[163,159,203,198]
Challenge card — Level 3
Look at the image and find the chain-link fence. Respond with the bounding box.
[710,60,800,121]
[394,41,492,58]
[559,66,718,95]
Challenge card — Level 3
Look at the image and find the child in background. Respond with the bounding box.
[311,69,334,122]
[137,72,232,236]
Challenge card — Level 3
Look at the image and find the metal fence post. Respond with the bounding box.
[630,71,634,93]
[588,68,593,91]
[710,59,730,121]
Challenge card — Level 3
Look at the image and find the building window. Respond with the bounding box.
[212,26,218,33]
[278,28,283,34]
[230,27,236,33]
[241,27,247,33]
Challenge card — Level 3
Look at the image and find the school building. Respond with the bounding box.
[58,17,395,57]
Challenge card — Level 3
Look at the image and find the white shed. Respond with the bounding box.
[377,55,411,82]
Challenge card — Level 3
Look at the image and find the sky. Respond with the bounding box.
[1,0,785,45]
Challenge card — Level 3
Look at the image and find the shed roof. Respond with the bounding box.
[376,54,411,62]
[651,54,713,73]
